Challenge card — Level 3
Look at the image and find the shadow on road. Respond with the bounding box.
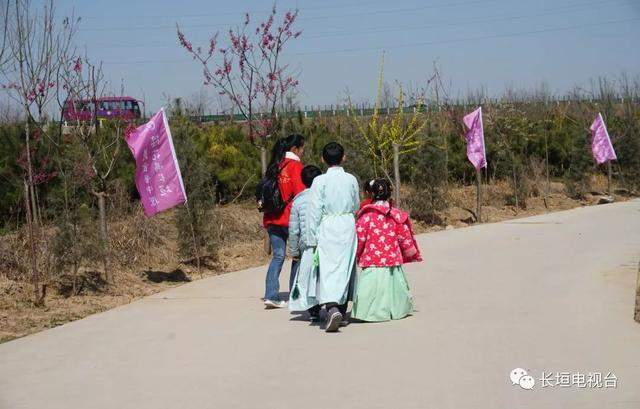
[143,269,191,283]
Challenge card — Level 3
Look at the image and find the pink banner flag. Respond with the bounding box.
[463,106,487,170]
[126,108,187,217]
[590,113,617,165]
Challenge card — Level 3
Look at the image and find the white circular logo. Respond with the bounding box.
[519,375,535,390]
[510,368,527,385]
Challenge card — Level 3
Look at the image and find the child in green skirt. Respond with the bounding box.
[352,179,422,322]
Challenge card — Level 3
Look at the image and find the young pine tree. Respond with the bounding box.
[171,118,219,273]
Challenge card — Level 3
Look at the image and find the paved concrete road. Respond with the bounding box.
[2,200,640,409]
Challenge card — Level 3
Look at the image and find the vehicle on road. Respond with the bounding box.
[62,96,143,123]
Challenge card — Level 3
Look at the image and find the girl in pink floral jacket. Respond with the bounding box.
[351,179,422,322]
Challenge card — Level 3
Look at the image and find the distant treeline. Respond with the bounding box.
[189,96,640,123]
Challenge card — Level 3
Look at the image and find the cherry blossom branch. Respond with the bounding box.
[176,5,301,145]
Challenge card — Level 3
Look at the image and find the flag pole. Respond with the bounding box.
[607,160,612,197]
[476,168,482,223]
[635,260,640,323]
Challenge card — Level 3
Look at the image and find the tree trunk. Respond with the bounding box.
[607,160,612,197]
[23,119,45,307]
[30,182,39,226]
[443,130,449,188]
[260,143,270,254]
[544,131,550,209]
[392,143,401,206]
[24,180,44,306]
[73,262,79,296]
[635,259,640,323]
[476,168,482,223]
[186,203,202,276]
[260,145,267,177]
[97,191,112,283]
[512,159,519,211]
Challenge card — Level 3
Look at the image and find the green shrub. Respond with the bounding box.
[171,119,220,269]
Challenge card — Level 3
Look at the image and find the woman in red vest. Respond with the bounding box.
[263,134,305,308]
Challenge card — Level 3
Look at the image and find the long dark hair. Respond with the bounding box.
[265,134,304,179]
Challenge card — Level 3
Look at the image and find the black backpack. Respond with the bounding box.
[255,163,290,215]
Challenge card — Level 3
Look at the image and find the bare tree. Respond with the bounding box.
[185,88,211,117]
[4,0,78,305]
[381,81,393,110]
[425,61,451,185]
[57,55,123,284]
[0,0,11,72]
[177,5,302,175]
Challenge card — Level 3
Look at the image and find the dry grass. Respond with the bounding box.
[0,201,268,343]
[410,175,630,233]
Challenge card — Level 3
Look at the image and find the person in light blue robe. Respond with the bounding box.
[288,166,323,317]
[306,142,360,332]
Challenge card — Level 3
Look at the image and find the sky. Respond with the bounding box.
[57,0,640,114]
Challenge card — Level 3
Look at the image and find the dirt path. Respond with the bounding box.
[1,200,639,409]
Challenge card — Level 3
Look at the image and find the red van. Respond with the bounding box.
[63,97,143,122]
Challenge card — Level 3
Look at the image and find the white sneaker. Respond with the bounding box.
[264,299,287,309]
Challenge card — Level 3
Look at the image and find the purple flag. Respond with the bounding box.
[463,107,487,170]
[126,108,187,217]
[590,113,617,165]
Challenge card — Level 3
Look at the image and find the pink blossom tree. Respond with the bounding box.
[177,5,302,175]
[0,1,10,72]
[3,0,78,306]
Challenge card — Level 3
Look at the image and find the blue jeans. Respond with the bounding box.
[264,226,299,301]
